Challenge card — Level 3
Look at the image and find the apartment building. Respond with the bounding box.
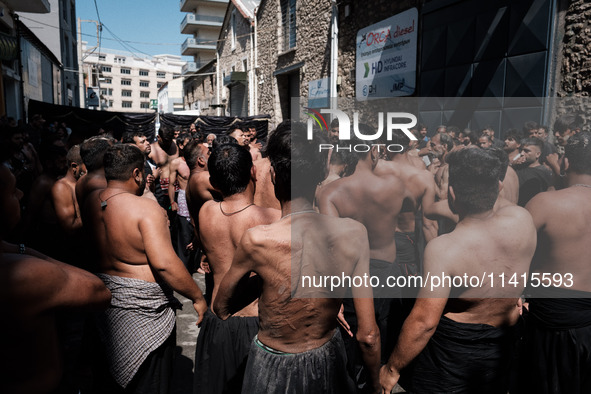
[82,42,185,113]
[180,0,227,113]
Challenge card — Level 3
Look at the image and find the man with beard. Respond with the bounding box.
[122,131,157,199]
[514,138,553,206]
[84,144,207,393]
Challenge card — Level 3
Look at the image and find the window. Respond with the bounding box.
[173,74,180,79]
[121,68,131,75]
[108,100,114,108]
[139,80,150,87]
[157,72,165,78]
[280,0,297,51]
[115,56,126,64]
[121,79,131,86]
[140,102,150,109]
[157,82,164,89]
[103,78,112,84]
[140,91,150,98]
[231,11,236,50]
[100,88,113,96]
[102,66,111,73]
[139,69,149,76]
[122,101,133,108]
[122,90,132,97]
[99,54,106,61]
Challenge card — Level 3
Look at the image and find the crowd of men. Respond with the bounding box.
[1,111,590,394]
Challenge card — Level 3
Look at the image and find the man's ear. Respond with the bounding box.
[132,168,142,181]
[197,156,206,168]
[270,166,276,185]
[250,163,257,183]
[563,157,570,173]
[498,180,504,194]
[448,185,455,202]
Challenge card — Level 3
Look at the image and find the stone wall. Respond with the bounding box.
[183,60,217,116]
[256,0,332,128]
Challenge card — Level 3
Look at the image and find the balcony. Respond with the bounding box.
[181,13,224,34]
[181,37,216,56]
[4,0,50,13]
[180,0,228,13]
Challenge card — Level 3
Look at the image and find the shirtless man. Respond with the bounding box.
[121,131,157,199]
[214,121,381,393]
[194,143,280,393]
[83,144,207,392]
[317,125,406,387]
[149,127,179,213]
[245,123,263,161]
[75,136,113,209]
[169,133,194,270]
[523,131,591,393]
[380,148,536,394]
[375,134,438,272]
[0,164,111,394]
[52,145,84,235]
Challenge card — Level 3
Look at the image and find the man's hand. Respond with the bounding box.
[379,365,401,394]
[193,297,207,326]
[337,304,353,337]
[171,201,178,211]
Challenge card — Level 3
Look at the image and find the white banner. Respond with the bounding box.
[356,8,418,100]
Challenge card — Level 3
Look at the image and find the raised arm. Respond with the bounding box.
[169,160,178,211]
[140,202,206,324]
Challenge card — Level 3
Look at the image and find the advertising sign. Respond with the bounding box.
[356,8,418,100]
[307,78,330,108]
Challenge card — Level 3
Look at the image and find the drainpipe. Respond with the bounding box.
[13,14,26,121]
[329,1,338,111]
[249,21,254,115]
[253,7,258,115]
[216,50,221,116]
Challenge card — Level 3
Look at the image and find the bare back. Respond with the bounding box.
[199,201,279,316]
[75,172,107,211]
[318,169,405,262]
[526,186,591,291]
[424,205,536,327]
[238,214,371,352]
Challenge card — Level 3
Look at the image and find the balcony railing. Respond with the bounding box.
[181,13,224,33]
[180,0,228,12]
[181,37,217,56]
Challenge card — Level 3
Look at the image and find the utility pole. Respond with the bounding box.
[78,19,101,109]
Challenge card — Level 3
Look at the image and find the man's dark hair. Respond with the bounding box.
[447,125,460,136]
[208,144,252,197]
[212,135,238,150]
[104,144,145,182]
[503,128,523,141]
[267,120,327,202]
[523,121,539,135]
[80,137,113,172]
[521,137,544,151]
[330,118,339,128]
[183,140,208,171]
[66,145,82,165]
[226,127,242,136]
[484,148,509,181]
[447,149,501,215]
[439,132,454,151]
[177,132,192,145]
[554,114,584,134]
[479,134,492,142]
[565,131,591,175]
[158,126,175,142]
[121,131,145,144]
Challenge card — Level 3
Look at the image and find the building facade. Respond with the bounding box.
[82,43,185,113]
[21,0,80,108]
[158,78,185,114]
[180,0,228,114]
[209,0,591,133]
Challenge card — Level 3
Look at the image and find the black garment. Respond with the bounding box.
[241,330,356,394]
[539,140,557,166]
[194,310,259,394]
[394,231,419,276]
[522,288,591,393]
[90,329,176,394]
[401,316,517,394]
[173,214,195,272]
[516,166,552,206]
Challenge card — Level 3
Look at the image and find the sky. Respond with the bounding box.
[76,0,194,60]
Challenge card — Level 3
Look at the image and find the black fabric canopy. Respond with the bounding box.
[28,100,270,144]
